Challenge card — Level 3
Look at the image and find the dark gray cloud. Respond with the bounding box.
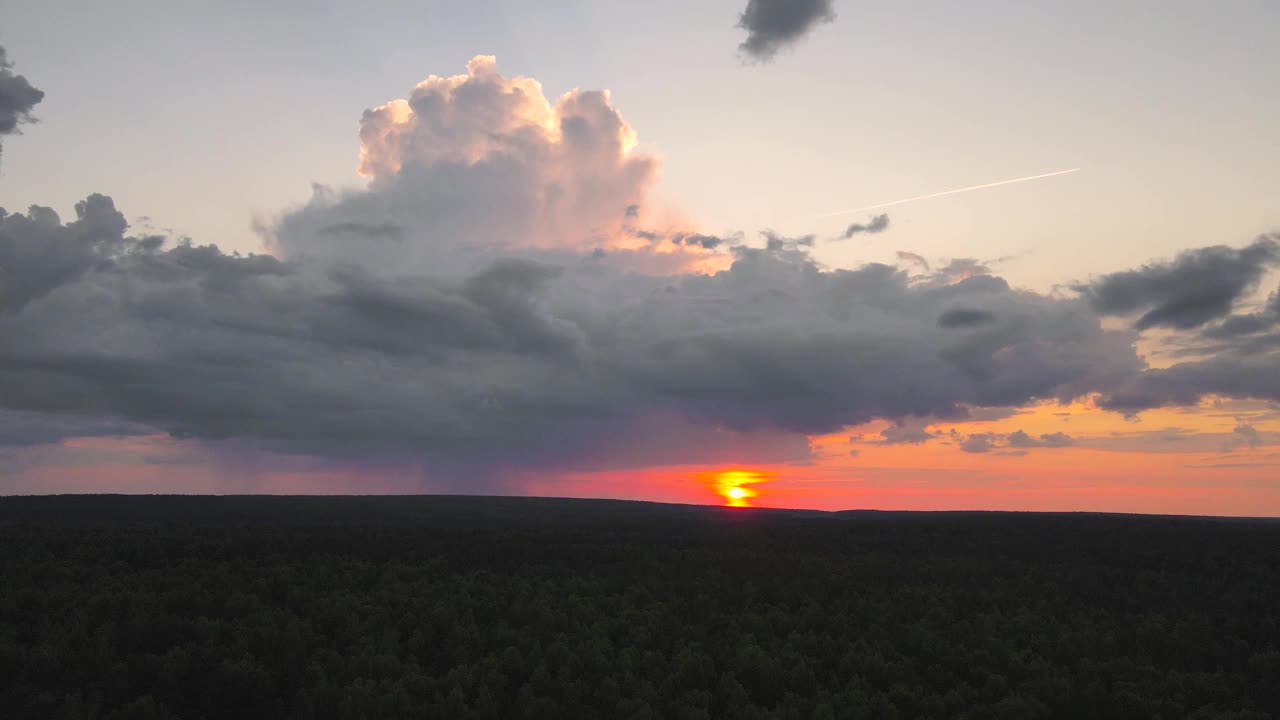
[1191,285,1280,352]
[1099,353,1280,413]
[0,45,45,162]
[737,0,837,61]
[1073,236,1279,330]
[841,213,890,239]
[938,308,997,328]
[1201,312,1277,339]
[0,192,1148,485]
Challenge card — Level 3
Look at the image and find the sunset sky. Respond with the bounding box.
[2,1,1278,514]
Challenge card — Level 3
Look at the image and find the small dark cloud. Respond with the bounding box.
[1005,430,1039,449]
[737,0,836,61]
[896,251,930,272]
[624,204,639,218]
[1234,422,1262,449]
[762,230,815,251]
[960,433,999,453]
[877,419,936,445]
[318,221,405,240]
[1073,236,1279,331]
[841,213,890,239]
[0,45,45,162]
[671,232,724,250]
[962,429,1075,453]
[938,308,997,328]
[1040,432,1075,447]
[932,258,992,284]
[1184,461,1271,469]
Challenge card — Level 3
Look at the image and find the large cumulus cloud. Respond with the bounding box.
[0,200,1144,483]
[3,56,1279,488]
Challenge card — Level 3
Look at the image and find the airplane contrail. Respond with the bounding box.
[815,168,1080,220]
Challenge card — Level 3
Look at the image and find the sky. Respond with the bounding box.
[1,1,1279,514]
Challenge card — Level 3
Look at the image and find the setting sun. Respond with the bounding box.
[701,469,773,507]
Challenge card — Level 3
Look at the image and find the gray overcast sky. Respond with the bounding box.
[2,0,1278,289]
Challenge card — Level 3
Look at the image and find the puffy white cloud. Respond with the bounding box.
[270,57,715,277]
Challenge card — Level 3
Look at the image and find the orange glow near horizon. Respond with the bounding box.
[8,396,1280,517]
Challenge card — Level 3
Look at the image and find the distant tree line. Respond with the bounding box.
[1,497,1278,718]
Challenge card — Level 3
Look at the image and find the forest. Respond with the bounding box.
[1,495,1278,719]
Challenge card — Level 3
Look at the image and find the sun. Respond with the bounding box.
[701,468,772,507]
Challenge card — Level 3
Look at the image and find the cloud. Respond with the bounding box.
[0,45,45,162]
[1073,236,1280,330]
[841,213,890,239]
[737,0,837,61]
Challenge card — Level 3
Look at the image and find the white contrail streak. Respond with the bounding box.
[815,168,1080,220]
